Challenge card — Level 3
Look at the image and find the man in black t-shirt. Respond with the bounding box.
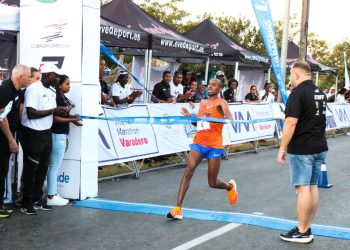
[278,61,328,244]
[151,71,174,103]
[0,64,31,218]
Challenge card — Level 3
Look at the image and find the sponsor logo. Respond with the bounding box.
[57,172,70,183]
[31,23,69,49]
[41,23,67,42]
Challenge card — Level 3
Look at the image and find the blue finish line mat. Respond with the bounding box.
[73,198,350,240]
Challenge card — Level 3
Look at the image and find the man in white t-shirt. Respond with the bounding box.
[110,71,142,107]
[170,71,195,103]
[20,64,67,215]
[259,83,275,103]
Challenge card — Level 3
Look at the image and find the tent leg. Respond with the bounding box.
[234,62,239,79]
[143,50,149,103]
[147,49,153,102]
[204,57,210,84]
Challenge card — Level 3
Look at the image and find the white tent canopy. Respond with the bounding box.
[0,4,19,31]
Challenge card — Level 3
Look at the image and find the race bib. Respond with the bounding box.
[197,120,210,131]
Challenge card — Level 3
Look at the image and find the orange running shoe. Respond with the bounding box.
[227,179,238,205]
[166,206,183,220]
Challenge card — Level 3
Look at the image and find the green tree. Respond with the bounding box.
[138,0,191,32]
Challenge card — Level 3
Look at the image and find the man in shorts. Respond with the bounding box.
[167,79,238,220]
[278,61,328,243]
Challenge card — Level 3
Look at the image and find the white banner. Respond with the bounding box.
[327,103,350,128]
[98,103,277,165]
[99,105,159,165]
[20,0,82,81]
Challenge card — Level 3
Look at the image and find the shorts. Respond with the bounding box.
[189,144,223,159]
[289,151,327,186]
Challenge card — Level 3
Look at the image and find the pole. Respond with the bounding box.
[315,71,319,86]
[281,0,290,80]
[143,50,149,103]
[234,62,239,79]
[299,0,310,60]
[267,67,271,83]
[204,57,210,84]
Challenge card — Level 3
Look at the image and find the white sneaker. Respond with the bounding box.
[56,194,69,204]
[47,195,68,206]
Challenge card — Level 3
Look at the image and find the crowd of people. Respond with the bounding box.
[0,64,82,218]
[99,60,280,107]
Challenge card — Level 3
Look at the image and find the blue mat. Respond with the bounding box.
[73,198,350,240]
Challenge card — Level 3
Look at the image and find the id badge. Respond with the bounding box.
[197,120,210,131]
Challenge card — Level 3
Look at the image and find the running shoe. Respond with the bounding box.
[0,208,11,218]
[166,206,183,220]
[227,179,238,205]
[280,227,314,243]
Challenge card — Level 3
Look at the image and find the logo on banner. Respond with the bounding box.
[57,172,70,184]
[184,124,196,138]
[41,23,67,42]
[31,23,69,49]
[231,111,256,133]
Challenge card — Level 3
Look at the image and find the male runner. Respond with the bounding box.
[167,79,238,220]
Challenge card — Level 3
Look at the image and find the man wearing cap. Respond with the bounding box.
[0,64,31,218]
[20,64,67,215]
[215,71,226,98]
[109,71,142,107]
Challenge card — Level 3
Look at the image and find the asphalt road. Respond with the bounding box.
[1,135,349,250]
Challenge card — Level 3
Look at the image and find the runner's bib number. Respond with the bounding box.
[197,120,210,131]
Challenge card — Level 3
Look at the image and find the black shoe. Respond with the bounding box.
[34,201,52,211]
[280,227,313,243]
[20,205,37,215]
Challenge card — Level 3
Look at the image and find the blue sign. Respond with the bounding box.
[252,0,288,104]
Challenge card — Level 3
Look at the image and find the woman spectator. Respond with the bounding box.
[244,85,260,103]
[46,75,82,206]
[184,80,199,102]
[336,87,347,103]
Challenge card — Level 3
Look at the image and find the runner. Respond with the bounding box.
[167,79,238,220]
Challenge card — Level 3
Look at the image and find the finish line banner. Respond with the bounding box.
[98,103,279,166]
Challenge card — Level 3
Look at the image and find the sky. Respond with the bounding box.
[137,0,349,48]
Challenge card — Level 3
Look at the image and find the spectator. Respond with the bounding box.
[151,71,174,103]
[245,85,260,103]
[99,59,110,105]
[109,71,142,107]
[46,75,82,206]
[181,69,191,92]
[327,87,336,102]
[223,79,238,103]
[170,71,185,102]
[259,83,275,103]
[216,70,226,98]
[336,87,347,103]
[0,64,31,218]
[20,64,67,215]
[185,80,199,102]
[194,82,208,102]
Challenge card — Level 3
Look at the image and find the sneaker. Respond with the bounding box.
[47,195,69,206]
[227,179,239,205]
[20,205,37,215]
[0,208,11,218]
[280,227,314,243]
[166,206,183,220]
[34,201,52,211]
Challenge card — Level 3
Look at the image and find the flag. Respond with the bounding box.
[251,0,287,104]
[344,52,350,90]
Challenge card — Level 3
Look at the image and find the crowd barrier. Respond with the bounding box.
[98,102,285,166]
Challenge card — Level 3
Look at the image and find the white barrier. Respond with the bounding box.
[98,103,279,166]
